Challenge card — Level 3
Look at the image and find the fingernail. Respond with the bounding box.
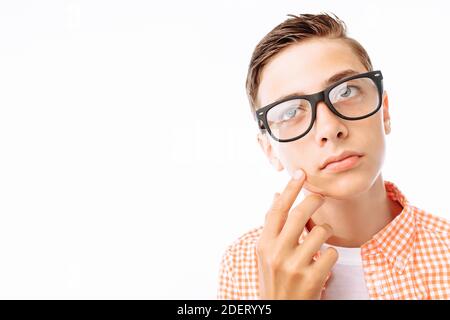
[293,170,304,180]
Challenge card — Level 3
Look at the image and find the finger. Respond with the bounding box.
[294,223,333,265]
[261,170,306,239]
[276,170,306,213]
[312,247,339,281]
[277,195,325,248]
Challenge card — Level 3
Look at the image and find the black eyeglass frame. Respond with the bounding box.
[254,70,384,143]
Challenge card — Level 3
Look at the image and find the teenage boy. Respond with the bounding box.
[218,13,450,300]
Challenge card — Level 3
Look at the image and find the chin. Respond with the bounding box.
[305,171,376,200]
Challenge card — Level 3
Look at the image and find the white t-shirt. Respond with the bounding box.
[320,243,370,300]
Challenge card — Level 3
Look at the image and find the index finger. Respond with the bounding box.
[261,170,306,239]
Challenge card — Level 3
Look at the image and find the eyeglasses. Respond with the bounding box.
[254,70,383,143]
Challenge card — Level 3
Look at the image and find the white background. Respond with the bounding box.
[0,0,449,299]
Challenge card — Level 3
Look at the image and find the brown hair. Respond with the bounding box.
[245,12,373,112]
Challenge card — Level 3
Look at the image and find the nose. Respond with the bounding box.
[313,101,348,146]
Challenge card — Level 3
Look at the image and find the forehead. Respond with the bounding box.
[257,38,368,108]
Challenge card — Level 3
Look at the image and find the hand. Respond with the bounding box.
[256,170,338,299]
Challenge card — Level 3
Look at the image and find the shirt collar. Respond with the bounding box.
[302,180,415,274]
[361,180,416,274]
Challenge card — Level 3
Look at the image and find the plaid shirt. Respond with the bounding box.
[217,181,450,300]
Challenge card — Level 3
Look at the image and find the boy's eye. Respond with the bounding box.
[282,107,299,120]
[331,84,359,102]
[340,87,352,97]
[267,99,311,128]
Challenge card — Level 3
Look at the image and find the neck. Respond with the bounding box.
[304,174,403,248]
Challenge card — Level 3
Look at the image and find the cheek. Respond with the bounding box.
[366,131,386,171]
[276,141,316,175]
[362,118,387,158]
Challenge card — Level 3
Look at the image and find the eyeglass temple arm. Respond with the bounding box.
[253,112,267,133]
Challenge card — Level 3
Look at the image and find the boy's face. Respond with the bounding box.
[256,38,391,199]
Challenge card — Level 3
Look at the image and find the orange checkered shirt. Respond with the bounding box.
[217,181,450,300]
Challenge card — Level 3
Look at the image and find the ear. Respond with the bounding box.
[257,132,284,171]
[382,90,391,135]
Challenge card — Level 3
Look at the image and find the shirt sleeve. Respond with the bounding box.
[217,246,241,300]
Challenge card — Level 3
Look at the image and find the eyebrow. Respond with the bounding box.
[272,69,360,103]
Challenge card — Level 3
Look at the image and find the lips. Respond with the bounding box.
[320,151,364,170]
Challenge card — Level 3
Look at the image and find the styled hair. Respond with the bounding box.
[245,12,373,112]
